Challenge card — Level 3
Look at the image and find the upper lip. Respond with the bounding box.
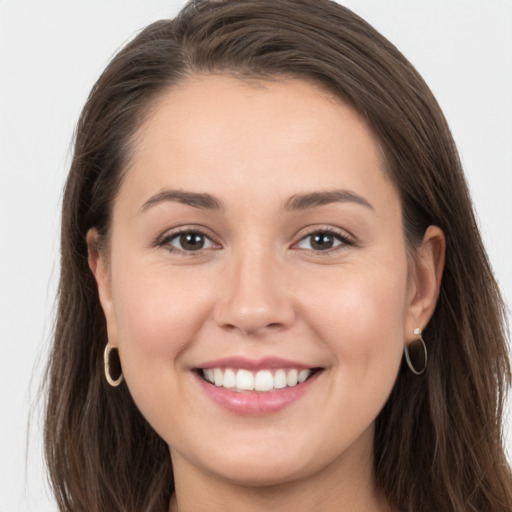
[196,356,318,371]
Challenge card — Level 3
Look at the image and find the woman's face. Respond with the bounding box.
[91,75,430,487]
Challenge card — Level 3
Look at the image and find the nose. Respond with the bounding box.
[213,246,296,336]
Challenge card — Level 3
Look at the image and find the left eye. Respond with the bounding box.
[296,231,346,251]
[168,232,215,252]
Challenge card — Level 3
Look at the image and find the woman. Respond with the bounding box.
[44,0,512,510]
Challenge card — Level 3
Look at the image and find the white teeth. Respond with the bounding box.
[286,369,298,386]
[214,368,223,387]
[223,368,236,388]
[298,369,310,383]
[204,369,214,383]
[254,370,274,391]
[274,369,287,389]
[236,369,254,390]
[201,367,315,392]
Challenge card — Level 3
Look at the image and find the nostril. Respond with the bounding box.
[212,275,297,335]
[223,321,288,337]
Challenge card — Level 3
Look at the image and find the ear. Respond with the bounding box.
[86,228,118,346]
[405,225,445,340]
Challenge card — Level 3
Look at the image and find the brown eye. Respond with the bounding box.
[310,233,336,250]
[169,232,214,252]
[296,230,351,251]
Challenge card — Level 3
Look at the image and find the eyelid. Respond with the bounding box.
[153,225,222,254]
[291,225,357,252]
[152,224,356,255]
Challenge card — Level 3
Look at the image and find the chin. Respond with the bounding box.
[205,454,313,488]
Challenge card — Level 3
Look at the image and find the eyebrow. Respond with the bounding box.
[140,189,224,213]
[285,189,374,211]
[139,188,373,214]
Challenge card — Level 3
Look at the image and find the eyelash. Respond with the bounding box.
[294,227,356,254]
[154,228,220,254]
[154,226,356,255]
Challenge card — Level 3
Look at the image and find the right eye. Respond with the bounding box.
[160,230,218,253]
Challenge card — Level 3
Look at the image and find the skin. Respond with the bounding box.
[88,75,445,512]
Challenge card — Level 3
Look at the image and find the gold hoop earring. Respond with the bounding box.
[104,344,123,387]
[404,327,427,375]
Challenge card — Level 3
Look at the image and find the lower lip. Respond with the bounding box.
[194,371,321,416]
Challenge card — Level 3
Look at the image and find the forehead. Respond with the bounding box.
[119,74,398,217]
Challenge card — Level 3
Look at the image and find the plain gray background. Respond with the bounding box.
[1,1,511,510]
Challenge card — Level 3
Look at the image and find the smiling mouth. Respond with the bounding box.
[196,367,323,392]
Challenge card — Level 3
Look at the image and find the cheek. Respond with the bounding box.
[112,259,212,340]
[316,263,408,440]
[298,258,408,375]
[107,263,220,435]
[108,262,215,388]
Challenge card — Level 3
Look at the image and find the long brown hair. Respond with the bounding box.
[45,1,512,510]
